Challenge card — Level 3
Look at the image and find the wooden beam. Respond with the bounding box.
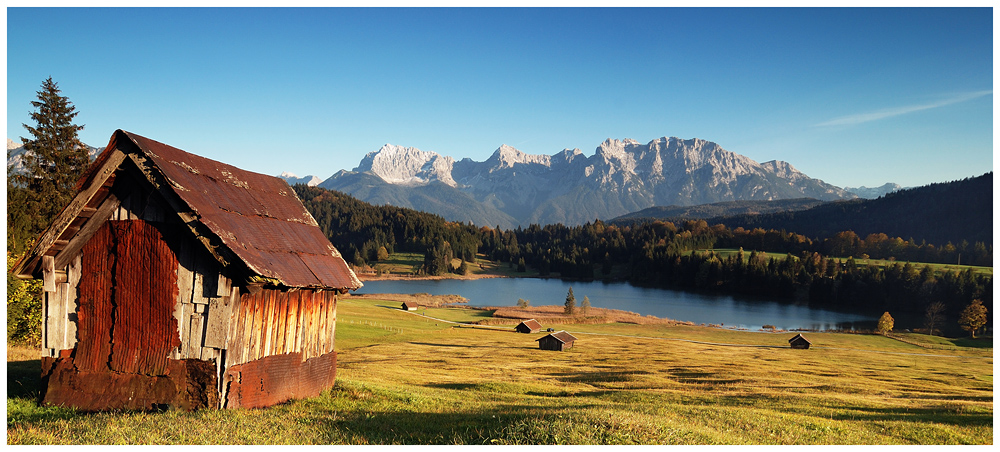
[53,192,121,270]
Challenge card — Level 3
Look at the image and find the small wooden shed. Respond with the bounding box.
[515,319,542,334]
[13,130,362,411]
[537,331,578,351]
[788,333,811,349]
[401,302,418,311]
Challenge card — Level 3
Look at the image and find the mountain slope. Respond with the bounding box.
[320,136,857,227]
[319,170,519,229]
[705,173,992,245]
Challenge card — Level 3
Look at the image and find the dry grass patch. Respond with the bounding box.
[487,304,694,326]
[347,292,468,307]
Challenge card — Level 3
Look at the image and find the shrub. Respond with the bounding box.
[7,252,42,345]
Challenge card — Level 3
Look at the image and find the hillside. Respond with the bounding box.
[612,173,992,246]
[707,173,993,246]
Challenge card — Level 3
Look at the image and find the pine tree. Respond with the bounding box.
[9,77,90,252]
[564,287,576,314]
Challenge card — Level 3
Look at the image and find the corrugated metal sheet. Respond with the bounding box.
[117,130,361,291]
[74,224,114,372]
[107,221,180,376]
[223,350,337,409]
[75,221,182,376]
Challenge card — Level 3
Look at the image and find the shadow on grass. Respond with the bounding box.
[7,358,42,401]
[830,405,994,427]
[305,403,620,445]
[948,336,993,348]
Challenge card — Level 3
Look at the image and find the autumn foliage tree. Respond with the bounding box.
[876,312,894,335]
[958,299,988,338]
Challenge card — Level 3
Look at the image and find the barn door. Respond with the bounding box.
[75,220,181,375]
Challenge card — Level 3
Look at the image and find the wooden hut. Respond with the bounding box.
[515,319,542,334]
[788,333,811,349]
[401,302,418,311]
[12,130,362,411]
[537,331,578,351]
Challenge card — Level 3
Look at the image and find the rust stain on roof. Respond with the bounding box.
[118,131,361,290]
[538,331,577,343]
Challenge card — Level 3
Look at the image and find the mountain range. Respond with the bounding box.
[295,136,867,229]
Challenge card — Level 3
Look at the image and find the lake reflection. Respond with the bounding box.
[355,278,875,332]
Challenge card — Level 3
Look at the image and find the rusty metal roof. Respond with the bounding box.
[519,319,542,330]
[118,130,361,290]
[537,331,577,343]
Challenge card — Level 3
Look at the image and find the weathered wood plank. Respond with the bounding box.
[262,291,274,358]
[217,274,231,298]
[238,293,255,366]
[63,256,82,352]
[251,293,266,361]
[42,256,56,293]
[285,291,299,356]
[191,270,207,305]
[188,313,204,356]
[44,289,61,350]
[204,295,233,349]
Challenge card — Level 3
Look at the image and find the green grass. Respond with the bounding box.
[7,298,992,444]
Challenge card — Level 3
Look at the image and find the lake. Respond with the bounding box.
[355,278,877,332]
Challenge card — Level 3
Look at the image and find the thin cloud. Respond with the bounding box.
[815,90,992,127]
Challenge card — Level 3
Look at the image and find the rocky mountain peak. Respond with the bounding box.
[488,144,551,168]
[355,143,456,186]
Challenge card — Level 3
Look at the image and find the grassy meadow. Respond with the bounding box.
[7,297,993,445]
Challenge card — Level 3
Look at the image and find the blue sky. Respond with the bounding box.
[5,6,993,189]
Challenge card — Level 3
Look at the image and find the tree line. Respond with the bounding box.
[298,185,991,332]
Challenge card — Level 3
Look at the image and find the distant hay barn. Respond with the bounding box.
[788,333,811,349]
[515,319,542,334]
[401,302,418,311]
[12,130,362,411]
[537,331,578,351]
